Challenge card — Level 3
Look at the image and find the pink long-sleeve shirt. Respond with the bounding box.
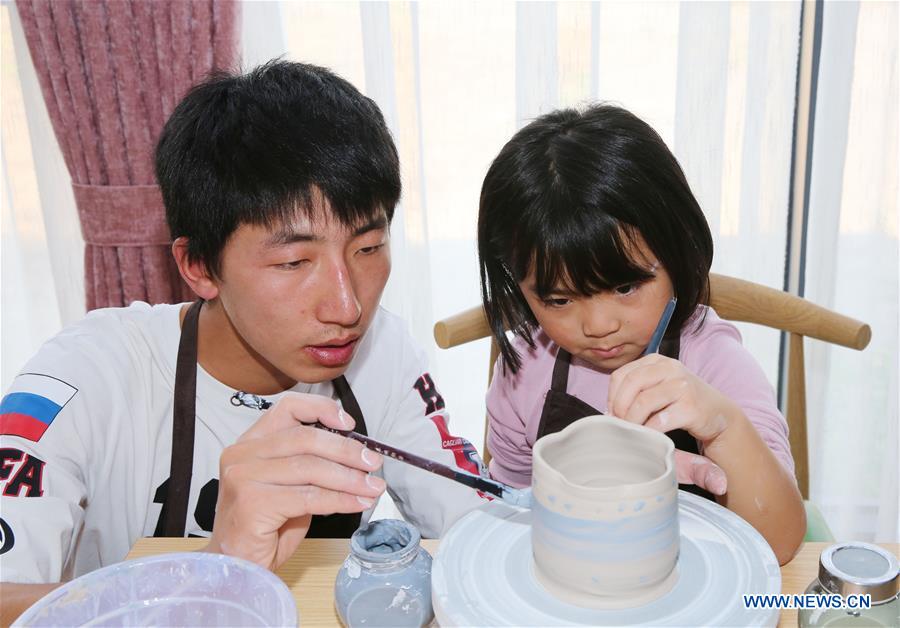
[486,306,795,488]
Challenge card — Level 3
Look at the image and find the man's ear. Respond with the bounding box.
[172,237,220,301]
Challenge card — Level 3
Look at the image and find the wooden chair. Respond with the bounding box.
[433,273,871,541]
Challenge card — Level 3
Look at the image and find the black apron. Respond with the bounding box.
[535,336,715,501]
[159,300,368,538]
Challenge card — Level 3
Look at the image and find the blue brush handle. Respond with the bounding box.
[642,297,677,356]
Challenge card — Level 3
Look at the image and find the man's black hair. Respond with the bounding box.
[156,60,401,274]
[478,104,714,372]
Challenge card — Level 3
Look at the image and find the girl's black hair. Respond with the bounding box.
[478,104,713,373]
[156,60,401,275]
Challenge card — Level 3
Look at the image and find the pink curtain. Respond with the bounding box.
[16,0,240,310]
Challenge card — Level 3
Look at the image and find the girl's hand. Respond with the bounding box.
[670,449,728,496]
[607,353,737,495]
[608,353,737,443]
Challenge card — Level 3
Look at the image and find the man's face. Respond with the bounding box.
[211,200,391,386]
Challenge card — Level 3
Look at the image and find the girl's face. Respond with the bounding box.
[518,236,675,372]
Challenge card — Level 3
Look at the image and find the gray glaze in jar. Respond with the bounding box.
[334,519,434,627]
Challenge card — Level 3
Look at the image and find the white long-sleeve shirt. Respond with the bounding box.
[0,302,484,583]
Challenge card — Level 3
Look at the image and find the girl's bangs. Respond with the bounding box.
[512,214,656,299]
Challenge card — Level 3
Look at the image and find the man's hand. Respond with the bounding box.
[206,393,385,570]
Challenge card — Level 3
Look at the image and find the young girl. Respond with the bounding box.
[477,104,805,563]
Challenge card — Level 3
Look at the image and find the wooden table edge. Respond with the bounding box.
[127,540,899,627]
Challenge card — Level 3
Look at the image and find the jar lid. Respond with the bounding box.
[818,542,900,604]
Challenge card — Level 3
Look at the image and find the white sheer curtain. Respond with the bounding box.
[3,0,896,542]
[803,1,899,542]
[1,3,83,392]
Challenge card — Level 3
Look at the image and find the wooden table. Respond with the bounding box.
[128,539,899,627]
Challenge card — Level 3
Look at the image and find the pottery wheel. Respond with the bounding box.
[432,491,781,626]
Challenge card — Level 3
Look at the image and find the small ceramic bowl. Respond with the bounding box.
[531,415,679,609]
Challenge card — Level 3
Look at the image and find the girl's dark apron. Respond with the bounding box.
[159,300,367,538]
[535,336,715,501]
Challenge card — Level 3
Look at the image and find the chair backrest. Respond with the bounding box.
[433,272,871,500]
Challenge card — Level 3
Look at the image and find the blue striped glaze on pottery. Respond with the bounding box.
[334,519,433,627]
[531,415,679,609]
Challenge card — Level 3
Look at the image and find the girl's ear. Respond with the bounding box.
[172,237,220,301]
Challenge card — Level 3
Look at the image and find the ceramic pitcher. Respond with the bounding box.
[531,414,680,609]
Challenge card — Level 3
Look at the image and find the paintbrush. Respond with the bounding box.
[641,297,678,356]
[312,422,532,508]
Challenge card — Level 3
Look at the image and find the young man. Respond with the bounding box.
[0,61,484,617]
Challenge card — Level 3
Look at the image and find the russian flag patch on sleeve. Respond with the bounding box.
[0,374,78,442]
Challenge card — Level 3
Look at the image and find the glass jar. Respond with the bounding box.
[334,519,434,627]
[799,542,899,627]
